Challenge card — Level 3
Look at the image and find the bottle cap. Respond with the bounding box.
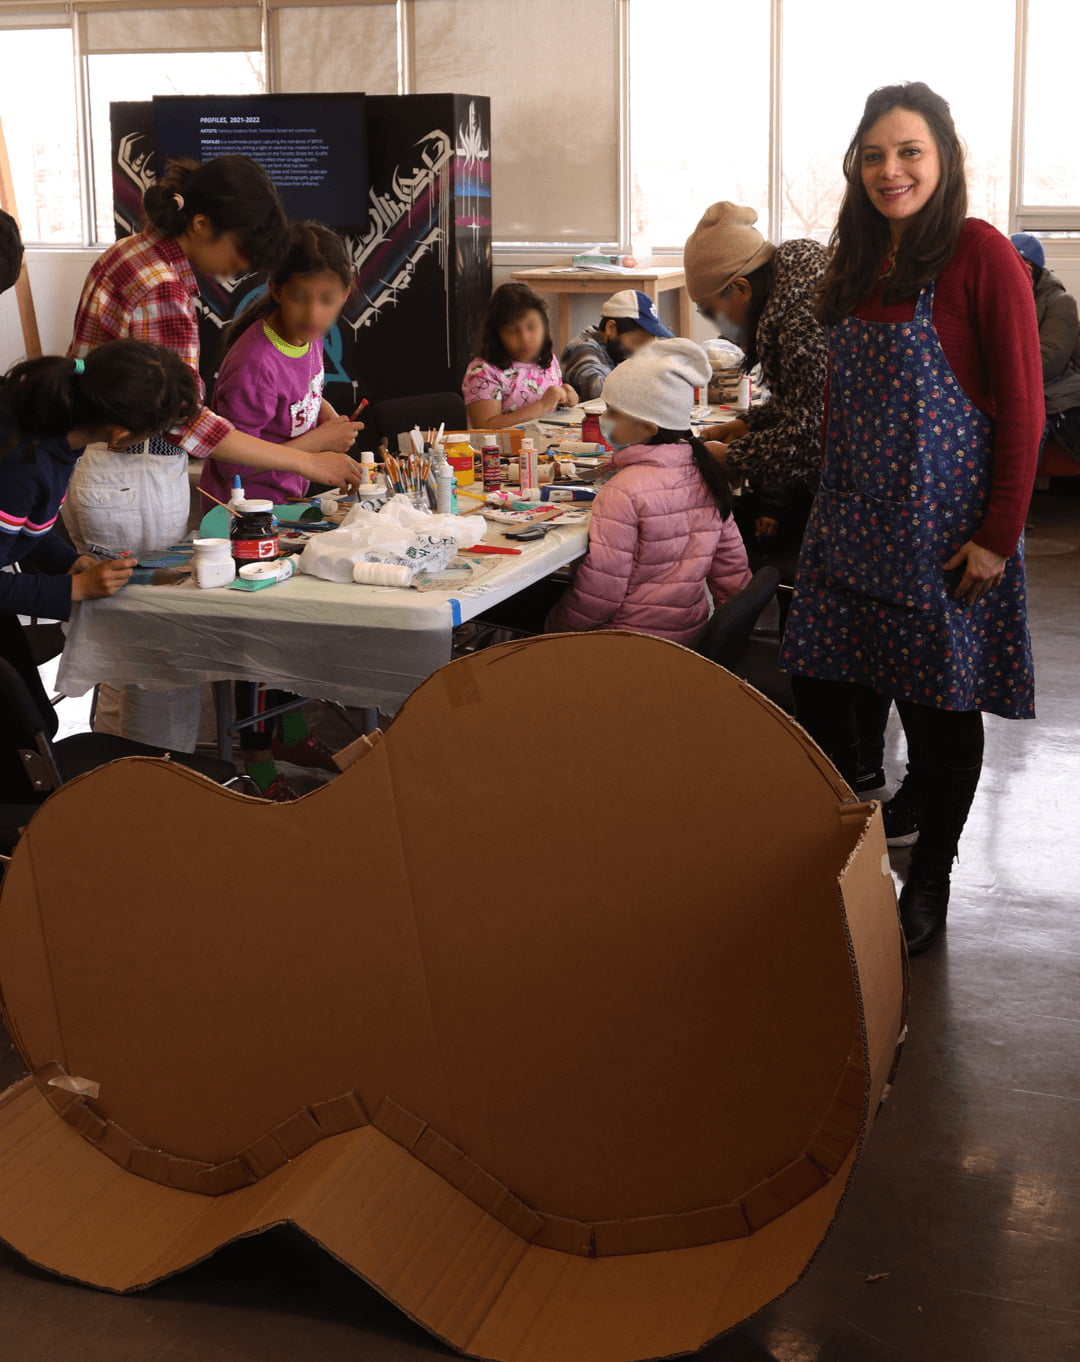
[237,499,275,514]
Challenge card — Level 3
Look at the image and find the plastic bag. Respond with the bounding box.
[299,494,479,584]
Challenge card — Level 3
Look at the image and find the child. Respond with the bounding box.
[463,282,577,429]
[559,289,673,401]
[62,155,364,752]
[199,222,355,801]
[551,338,751,644]
[200,221,354,507]
[0,341,197,679]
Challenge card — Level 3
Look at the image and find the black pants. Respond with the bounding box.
[791,675,984,791]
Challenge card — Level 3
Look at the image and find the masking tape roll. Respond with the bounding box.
[352,561,413,588]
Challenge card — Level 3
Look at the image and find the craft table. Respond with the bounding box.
[57,518,589,724]
[508,264,692,352]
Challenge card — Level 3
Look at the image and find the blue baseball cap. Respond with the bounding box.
[1010,233,1045,270]
[602,289,674,338]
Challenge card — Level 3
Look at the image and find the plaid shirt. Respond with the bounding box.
[69,228,232,458]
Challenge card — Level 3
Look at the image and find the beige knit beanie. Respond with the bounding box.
[683,202,776,303]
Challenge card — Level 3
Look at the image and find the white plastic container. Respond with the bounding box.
[192,538,235,589]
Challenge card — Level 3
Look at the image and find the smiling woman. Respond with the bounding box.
[782,82,1044,959]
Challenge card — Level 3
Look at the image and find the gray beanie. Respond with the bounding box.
[602,338,711,431]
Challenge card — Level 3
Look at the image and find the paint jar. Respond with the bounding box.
[192,538,235,589]
[230,500,278,566]
[447,443,476,486]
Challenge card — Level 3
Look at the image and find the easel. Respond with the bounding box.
[0,116,43,359]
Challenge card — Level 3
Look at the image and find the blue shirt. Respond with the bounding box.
[0,395,81,621]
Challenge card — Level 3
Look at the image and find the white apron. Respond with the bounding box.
[63,440,204,752]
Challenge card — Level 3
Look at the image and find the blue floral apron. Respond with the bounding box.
[782,285,1035,720]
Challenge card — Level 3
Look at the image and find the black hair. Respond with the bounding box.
[222,221,354,353]
[819,82,968,325]
[142,155,289,273]
[723,257,773,373]
[648,427,734,517]
[597,315,646,336]
[2,341,199,457]
[477,282,554,370]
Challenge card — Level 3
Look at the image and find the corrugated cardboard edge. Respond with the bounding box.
[0,1076,861,1362]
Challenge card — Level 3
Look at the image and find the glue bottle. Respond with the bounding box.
[229,475,245,510]
[436,458,456,515]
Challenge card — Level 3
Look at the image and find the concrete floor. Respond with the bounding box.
[1,492,1078,1361]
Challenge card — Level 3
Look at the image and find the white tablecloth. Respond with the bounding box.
[58,521,589,714]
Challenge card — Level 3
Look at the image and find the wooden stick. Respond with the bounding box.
[197,486,242,517]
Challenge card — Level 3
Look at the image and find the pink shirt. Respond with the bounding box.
[462,353,562,414]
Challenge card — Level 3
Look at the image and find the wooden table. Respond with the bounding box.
[509,264,692,352]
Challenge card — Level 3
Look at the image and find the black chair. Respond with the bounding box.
[0,653,242,807]
[359,392,469,453]
[696,567,782,669]
[695,566,795,714]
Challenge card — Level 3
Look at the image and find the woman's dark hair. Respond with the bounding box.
[649,427,734,517]
[222,221,354,353]
[143,155,289,273]
[721,257,773,372]
[477,282,554,369]
[2,341,199,453]
[818,82,968,326]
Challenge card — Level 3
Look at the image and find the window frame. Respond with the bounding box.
[2,0,1077,252]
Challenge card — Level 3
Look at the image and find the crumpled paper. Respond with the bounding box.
[299,494,480,583]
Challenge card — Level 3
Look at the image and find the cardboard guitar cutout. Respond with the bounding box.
[0,633,907,1362]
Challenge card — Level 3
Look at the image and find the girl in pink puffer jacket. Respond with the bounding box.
[553,338,751,645]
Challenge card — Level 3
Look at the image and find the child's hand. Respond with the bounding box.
[539,387,562,414]
[755,516,779,539]
[306,451,365,493]
[558,383,578,407]
[68,555,99,575]
[71,554,135,600]
[309,414,364,453]
[704,440,730,463]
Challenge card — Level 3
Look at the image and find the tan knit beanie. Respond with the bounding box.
[683,202,776,303]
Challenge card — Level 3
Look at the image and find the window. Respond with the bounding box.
[0,27,81,243]
[88,49,266,243]
[1022,0,1080,210]
[412,0,621,244]
[629,0,772,252]
[780,0,1015,241]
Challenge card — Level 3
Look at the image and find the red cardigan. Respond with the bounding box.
[832,218,1043,559]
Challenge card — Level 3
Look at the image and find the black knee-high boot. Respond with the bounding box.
[898,708,984,955]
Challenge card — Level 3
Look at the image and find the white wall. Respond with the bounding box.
[0,248,102,368]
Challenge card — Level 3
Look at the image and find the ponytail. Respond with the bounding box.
[222,220,354,354]
[3,341,199,449]
[143,155,289,273]
[648,427,734,518]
